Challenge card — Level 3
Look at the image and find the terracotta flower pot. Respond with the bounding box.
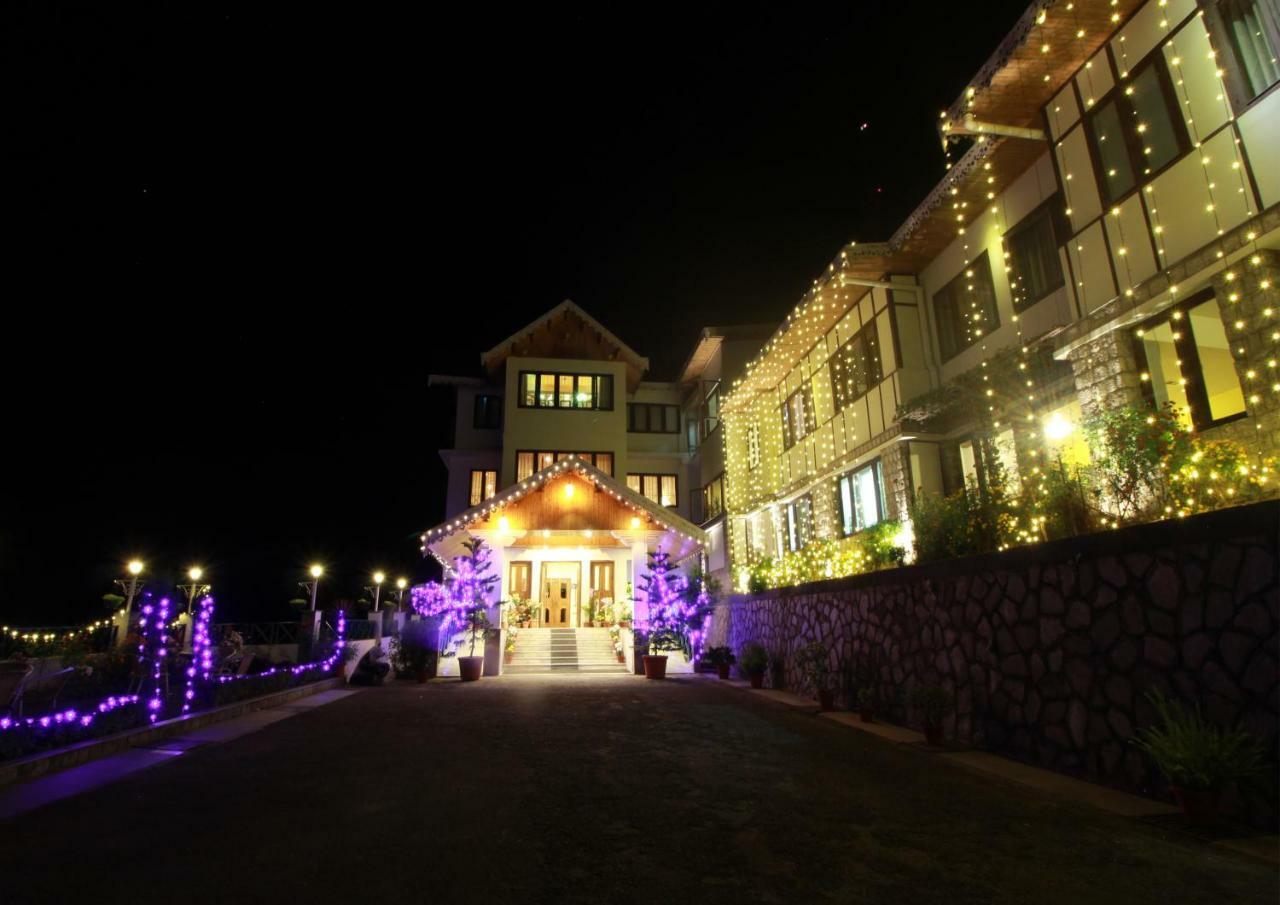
[616,652,625,663]
[818,688,835,711]
[716,663,731,680]
[642,655,668,680]
[859,706,874,723]
[416,666,430,684]
[1171,785,1220,825]
[748,673,764,689]
[924,723,943,747]
[458,656,484,682]
[504,651,514,665]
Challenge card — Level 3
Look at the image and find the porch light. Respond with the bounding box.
[1044,411,1075,442]
[564,483,574,500]
[630,517,640,529]
[498,516,510,532]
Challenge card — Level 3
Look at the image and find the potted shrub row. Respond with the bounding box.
[907,684,952,746]
[703,646,736,679]
[796,642,834,711]
[738,642,768,688]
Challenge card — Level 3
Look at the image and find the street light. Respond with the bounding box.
[300,564,324,611]
[367,571,386,612]
[396,577,408,609]
[179,565,211,614]
[114,559,145,648]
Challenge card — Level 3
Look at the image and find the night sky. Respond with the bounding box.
[4,1,1030,625]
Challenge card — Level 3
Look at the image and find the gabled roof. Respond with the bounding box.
[479,300,650,391]
[420,456,708,555]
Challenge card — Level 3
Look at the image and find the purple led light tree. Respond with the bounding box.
[636,551,697,658]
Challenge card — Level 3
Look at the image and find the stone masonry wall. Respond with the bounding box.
[709,500,1279,824]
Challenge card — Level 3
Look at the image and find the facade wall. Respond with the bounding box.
[709,500,1279,826]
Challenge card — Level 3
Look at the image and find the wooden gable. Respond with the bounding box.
[468,471,657,536]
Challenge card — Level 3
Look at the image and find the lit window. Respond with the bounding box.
[837,462,885,537]
[932,252,1000,363]
[1210,0,1280,104]
[628,473,679,508]
[1005,196,1067,311]
[1085,57,1186,203]
[518,371,614,410]
[469,470,498,506]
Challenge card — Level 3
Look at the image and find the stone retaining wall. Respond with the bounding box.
[710,500,1278,824]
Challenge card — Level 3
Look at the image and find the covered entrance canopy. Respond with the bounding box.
[420,458,708,625]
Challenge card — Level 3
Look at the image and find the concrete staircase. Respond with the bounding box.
[505,628,626,674]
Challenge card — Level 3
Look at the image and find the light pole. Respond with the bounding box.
[396,577,408,611]
[179,566,211,614]
[299,564,324,611]
[114,559,145,646]
[366,571,386,612]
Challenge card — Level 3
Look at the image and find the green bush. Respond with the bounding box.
[737,642,767,677]
[795,642,832,692]
[907,683,952,728]
[1132,691,1268,792]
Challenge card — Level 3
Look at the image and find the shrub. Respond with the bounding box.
[907,684,952,728]
[795,642,832,692]
[1086,403,1194,522]
[702,646,735,667]
[390,620,438,677]
[1132,691,1268,792]
[737,642,768,677]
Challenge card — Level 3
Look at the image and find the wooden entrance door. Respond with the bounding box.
[543,578,572,627]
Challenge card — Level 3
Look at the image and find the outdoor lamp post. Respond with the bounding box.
[396,577,408,609]
[300,564,324,612]
[368,571,386,612]
[111,559,144,649]
[179,566,211,614]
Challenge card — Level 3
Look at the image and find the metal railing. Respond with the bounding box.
[211,622,302,646]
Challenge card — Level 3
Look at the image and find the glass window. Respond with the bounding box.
[628,473,678,508]
[1217,0,1280,101]
[516,452,534,482]
[626,475,641,494]
[1089,98,1136,202]
[597,375,613,410]
[574,376,593,408]
[469,470,498,506]
[558,375,575,407]
[473,394,502,429]
[519,372,613,410]
[1005,198,1066,310]
[1136,292,1247,430]
[1127,64,1182,178]
[932,251,1000,363]
[781,384,815,449]
[837,461,884,536]
[786,495,814,552]
[660,475,678,507]
[747,423,760,469]
[595,452,613,476]
[829,322,883,412]
[538,374,556,407]
[1086,57,1186,203]
[522,374,537,407]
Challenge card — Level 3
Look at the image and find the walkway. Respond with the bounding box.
[0,674,1274,904]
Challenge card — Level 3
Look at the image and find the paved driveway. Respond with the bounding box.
[1,674,1274,904]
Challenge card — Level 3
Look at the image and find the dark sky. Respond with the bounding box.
[3,1,1030,625]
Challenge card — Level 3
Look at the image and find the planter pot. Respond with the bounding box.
[924,723,943,747]
[817,689,835,711]
[504,651,514,665]
[642,655,668,680]
[716,663,731,680]
[748,673,764,689]
[1171,785,1220,825]
[458,656,484,682]
[859,707,874,723]
[616,652,625,663]
[415,666,431,684]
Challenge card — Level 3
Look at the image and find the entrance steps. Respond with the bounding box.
[505,627,626,674]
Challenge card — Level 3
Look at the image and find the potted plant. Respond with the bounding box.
[796,642,834,710]
[857,688,876,723]
[449,537,497,683]
[1132,690,1267,824]
[637,551,693,680]
[390,620,437,683]
[609,625,624,663]
[504,627,517,665]
[738,642,768,688]
[703,646,736,680]
[908,684,952,746]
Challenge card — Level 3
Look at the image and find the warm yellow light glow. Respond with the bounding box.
[498,516,510,532]
[396,578,408,590]
[309,564,324,579]
[187,566,203,581]
[630,517,640,529]
[127,560,144,576]
[564,483,575,499]
[1043,411,1075,442]
[373,571,385,584]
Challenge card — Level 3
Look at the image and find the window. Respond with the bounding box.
[836,461,885,537]
[473,394,502,429]
[469,469,497,506]
[628,403,680,433]
[627,473,678,507]
[828,322,883,413]
[1085,56,1187,204]
[1208,0,1280,105]
[746,423,761,470]
[516,451,613,481]
[932,251,1000,363]
[1005,196,1067,311]
[780,384,815,449]
[785,495,814,552]
[701,383,721,438]
[700,474,725,523]
[509,562,532,600]
[686,419,699,453]
[589,561,615,599]
[518,371,614,410]
[1134,290,1246,431]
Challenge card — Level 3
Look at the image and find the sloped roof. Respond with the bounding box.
[420,456,708,553]
[479,300,650,390]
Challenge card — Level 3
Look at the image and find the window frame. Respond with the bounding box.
[1203,0,1280,111]
[472,394,503,430]
[1131,288,1248,432]
[468,469,498,506]
[746,423,761,470]
[700,473,725,524]
[1082,52,1191,207]
[626,472,680,508]
[515,450,614,481]
[627,402,680,434]
[1003,194,1068,312]
[931,250,1001,364]
[780,383,815,450]
[785,494,814,552]
[827,318,884,414]
[835,459,886,538]
[516,370,615,411]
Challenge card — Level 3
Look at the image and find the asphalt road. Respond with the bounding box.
[1,674,1275,904]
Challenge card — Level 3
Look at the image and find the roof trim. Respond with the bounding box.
[419,456,708,550]
[478,300,650,374]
